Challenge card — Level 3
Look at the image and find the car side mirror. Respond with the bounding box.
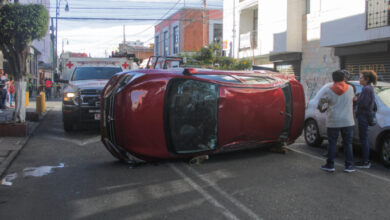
[59,79,69,84]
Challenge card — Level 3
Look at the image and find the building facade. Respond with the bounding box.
[118,40,154,61]
[154,8,223,56]
[223,0,390,101]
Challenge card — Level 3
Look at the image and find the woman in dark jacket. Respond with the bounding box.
[355,70,377,168]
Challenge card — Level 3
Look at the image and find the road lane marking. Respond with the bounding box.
[286,146,390,183]
[184,164,263,220]
[41,134,100,146]
[169,163,240,220]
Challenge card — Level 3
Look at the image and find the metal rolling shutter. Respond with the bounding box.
[342,53,390,82]
[275,61,301,82]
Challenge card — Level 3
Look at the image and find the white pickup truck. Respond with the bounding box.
[61,58,137,132]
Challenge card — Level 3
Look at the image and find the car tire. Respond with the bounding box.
[379,133,390,168]
[304,119,323,147]
[63,120,73,132]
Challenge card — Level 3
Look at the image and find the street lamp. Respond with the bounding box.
[61,38,69,54]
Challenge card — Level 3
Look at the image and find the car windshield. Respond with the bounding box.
[71,67,122,81]
[375,86,390,108]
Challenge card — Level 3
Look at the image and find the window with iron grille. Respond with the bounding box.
[164,31,169,56]
[155,35,159,56]
[366,0,390,29]
[253,8,258,48]
[173,26,179,55]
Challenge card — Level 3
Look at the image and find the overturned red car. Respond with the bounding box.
[100,61,305,163]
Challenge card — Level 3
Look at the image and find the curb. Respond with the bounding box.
[0,110,50,178]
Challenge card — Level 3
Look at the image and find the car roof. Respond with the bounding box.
[349,81,390,87]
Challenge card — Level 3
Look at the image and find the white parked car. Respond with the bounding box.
[304,81,390,167]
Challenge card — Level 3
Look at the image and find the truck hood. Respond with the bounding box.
[64,79,109,93]
[70,79,109,89]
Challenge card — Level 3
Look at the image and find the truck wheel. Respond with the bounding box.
[379,133,390,168]
[63,120,73,132]
[304,119,323,147]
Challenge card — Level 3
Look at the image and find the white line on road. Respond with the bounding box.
[184,165,263,220]
[41,134,100,146]
[286,146,390,183]
[169,163,240,220]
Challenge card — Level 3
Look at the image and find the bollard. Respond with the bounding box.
[25,92,29,107]
[36,95,42,114]
[40,92,46,112]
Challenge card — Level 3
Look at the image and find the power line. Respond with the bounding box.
[55,17,195,21]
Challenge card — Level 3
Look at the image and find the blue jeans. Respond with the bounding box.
[9,93,14,106]
[357,114,370,162]
[0,89,7,108]
[327,126,354,167]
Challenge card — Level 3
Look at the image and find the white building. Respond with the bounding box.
[223,0,390,100]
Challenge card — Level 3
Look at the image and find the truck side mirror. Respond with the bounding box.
[58,79,69,84]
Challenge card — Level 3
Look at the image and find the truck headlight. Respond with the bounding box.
[63,92,79,105]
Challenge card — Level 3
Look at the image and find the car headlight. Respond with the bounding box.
[63,92,78,105]
[116,73,144,93]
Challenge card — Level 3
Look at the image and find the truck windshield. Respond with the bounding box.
[71,67,122,81]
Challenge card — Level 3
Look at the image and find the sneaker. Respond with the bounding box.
[344,166,356,173]
[321,164,335,172]
[355,161,371,169]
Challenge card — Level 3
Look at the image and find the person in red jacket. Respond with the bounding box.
[45,78,52,100]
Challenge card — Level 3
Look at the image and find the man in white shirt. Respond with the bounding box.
[318,70,355,173]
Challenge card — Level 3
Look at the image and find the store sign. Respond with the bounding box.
[240,32,251,49]
[346,64,386,74]
[223,40,228,50]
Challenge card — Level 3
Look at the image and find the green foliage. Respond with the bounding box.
[181,44,252,70]
[0,4,49,52]
[197,47,213,65]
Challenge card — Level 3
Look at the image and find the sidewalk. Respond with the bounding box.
[0,100,49,178]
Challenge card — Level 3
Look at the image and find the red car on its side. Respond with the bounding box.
[100,61,305,163]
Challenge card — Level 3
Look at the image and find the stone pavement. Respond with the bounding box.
[0,99,60,178]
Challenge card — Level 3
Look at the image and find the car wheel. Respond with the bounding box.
[304,119,323,147]
[379,133,390,168]
[63,120,73,132]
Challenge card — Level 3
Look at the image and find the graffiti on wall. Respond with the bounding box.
[302,64,334,102]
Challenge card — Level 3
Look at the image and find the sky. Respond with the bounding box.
[49,0,223,57]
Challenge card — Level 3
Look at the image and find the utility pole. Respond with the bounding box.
[232,0,236,58]
[202,0,207,47]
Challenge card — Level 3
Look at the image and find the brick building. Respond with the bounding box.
[154,8,223,56]
[118,40,154,61]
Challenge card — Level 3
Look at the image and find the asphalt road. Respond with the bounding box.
[1,103,390,220]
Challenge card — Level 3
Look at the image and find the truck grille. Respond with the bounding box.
[104,90,117,145]
[280,83,293,140]
[80,89,101,106]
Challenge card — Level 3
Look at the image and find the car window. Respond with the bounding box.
[375,86,390,108]
[72,67,122,81]
[354,84,362,94]
[194,75,241,83]
[235,75,276,84]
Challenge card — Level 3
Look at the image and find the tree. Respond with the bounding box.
[0,3,48,122]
